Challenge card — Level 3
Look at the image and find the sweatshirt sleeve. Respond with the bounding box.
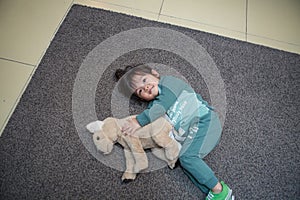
[136,104,167,126]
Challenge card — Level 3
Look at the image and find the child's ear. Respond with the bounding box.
[151,69,160,78]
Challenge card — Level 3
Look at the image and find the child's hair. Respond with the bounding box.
[115,64,154,97]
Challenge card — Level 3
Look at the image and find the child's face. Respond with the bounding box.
[133,70,160,101]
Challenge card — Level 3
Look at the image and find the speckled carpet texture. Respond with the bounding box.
[1,5,299,200]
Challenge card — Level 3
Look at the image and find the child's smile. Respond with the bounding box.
[133,73,159,101]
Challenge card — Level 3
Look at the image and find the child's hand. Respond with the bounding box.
[121,117,141,136]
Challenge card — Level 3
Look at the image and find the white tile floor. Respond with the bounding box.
[0,0,299,135]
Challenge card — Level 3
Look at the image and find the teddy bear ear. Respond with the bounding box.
[86,120,104,133]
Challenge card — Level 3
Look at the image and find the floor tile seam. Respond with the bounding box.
[157,0,165,20]
[77,2,246,39]
[158,14,300,48]
[0,1,75,136]
[0,57,35,68]
[32,1,74,69]
[246,33,300,47]
[245,0,248,41]
[158,14,246,36]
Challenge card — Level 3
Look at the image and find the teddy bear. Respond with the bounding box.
[86,116,181,182]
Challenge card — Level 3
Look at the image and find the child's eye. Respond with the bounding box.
[142,78,146,83]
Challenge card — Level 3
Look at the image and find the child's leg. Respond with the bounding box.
[179,111,222,194]
[180,159,216,194]
[198,111,222,158]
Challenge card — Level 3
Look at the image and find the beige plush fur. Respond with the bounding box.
[86,116,180,181]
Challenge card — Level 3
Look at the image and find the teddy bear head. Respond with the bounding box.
[89,118,119,154]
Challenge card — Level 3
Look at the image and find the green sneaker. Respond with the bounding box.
[206,181,234,200]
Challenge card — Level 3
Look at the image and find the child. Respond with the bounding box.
[116,64,234,200]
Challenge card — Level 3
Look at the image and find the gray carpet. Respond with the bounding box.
[1,5,299,200]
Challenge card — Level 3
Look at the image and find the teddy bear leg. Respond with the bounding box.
[121,172,137,182]
[152,133,180,161]
[151,148,177,169]
[122,149,137,182]
[132,151,148,173]
[165,140,182,161]
[124,136,149,173]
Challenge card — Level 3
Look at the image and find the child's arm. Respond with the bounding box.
[121,117,141,136]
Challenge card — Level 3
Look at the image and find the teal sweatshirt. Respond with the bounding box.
[136,76,212,138]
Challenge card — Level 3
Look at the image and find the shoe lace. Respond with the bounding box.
[206,192,215,200]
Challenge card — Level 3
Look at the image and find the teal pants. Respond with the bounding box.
[179,111,222,194]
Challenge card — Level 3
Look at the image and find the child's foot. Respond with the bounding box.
[206,181,234,200]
